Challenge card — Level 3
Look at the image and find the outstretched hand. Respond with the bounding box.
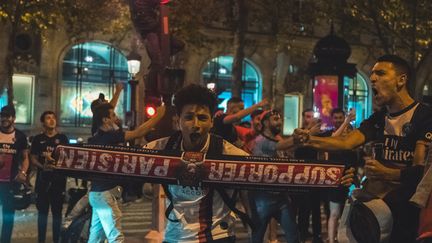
[114,82,124,93]
[346,108,356,122]
[293,128,310,145]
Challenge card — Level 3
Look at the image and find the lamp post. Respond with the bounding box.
[127,50,141,130]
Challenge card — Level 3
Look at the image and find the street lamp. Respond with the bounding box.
[127,50,141,130]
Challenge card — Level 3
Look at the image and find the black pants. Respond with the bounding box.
[0,184,15,243]
[36,188,64,243]
[294,190,322,238]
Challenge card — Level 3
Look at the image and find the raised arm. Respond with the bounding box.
[332,109,355,137]
[223,99,268,124]
[109,82,124,109]
[125,105,166,141]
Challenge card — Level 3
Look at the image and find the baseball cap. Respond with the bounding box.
[0,105,16,117]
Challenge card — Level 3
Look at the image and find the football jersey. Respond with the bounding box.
[359,102,432,197]
[144,135,249,243]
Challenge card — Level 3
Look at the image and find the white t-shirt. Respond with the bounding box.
[144,135,249,243]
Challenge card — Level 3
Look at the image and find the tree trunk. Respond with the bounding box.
[5,1,22,107]
[6,31,15,106]
[414,48,432,99]
[231,0,248,98]
[273,52,290,110]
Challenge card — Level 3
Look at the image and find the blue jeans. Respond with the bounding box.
[89,190,124,243]
[249,191,299,243]
[0,184,15,243]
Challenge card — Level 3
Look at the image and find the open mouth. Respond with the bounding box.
[189,133,201,142]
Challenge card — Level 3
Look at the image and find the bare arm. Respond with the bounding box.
[30,154,43,169]
[125,105,166,141]
[21,149,30,172]
[109,83,124,109]
[15,149,30,183]
[223,99,268,124]
[332,109,355,137]
[365,141,428,182]
[276,136,296,151]
[306,129,366,151]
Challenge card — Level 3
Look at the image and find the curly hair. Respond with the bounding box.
[173,84,218,116]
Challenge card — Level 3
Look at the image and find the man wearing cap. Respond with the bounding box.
[249,109,300,243]
[0,105,29,243]
[298,55,432,242]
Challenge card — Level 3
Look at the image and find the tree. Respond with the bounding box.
[0,0,130,106]
[230,0,248,98]
[0,0,58,105]
[325,0,432,98]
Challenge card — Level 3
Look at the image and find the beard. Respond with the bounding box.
[189,132,202,143]
[270,126,281,135]
[1,121,12,130]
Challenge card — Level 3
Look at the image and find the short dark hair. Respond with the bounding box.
[173,84,218,116]
[93,103,114,128]
[377,55,412,84]
[40,111,56,123]
[331,108,345,117]
[227,97,243,105]
[302,108,313,116]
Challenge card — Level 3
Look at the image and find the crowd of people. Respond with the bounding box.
[0,54,431,243]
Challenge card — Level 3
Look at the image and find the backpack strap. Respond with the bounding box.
[164,131,182,151]
[162,184,179,222]
[162,132,254,230]
[215,187,255,231]
[162,131,183,222]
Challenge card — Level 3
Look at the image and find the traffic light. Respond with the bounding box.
[144,94,162,119]
[145,105,157,118]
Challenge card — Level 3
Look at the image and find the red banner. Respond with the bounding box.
[54,145,345,189]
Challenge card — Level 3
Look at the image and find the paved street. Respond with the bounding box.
[3,196,326,243]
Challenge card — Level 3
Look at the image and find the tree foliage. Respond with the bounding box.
[0,0,131,105]
[321,0,432,96]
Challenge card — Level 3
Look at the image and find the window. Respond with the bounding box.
[0,74,35,124]
[60,42,129,127]
[312,73,371,128]
[283,93,302,135]
[202,56,262,117]
[343,73,371,127]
